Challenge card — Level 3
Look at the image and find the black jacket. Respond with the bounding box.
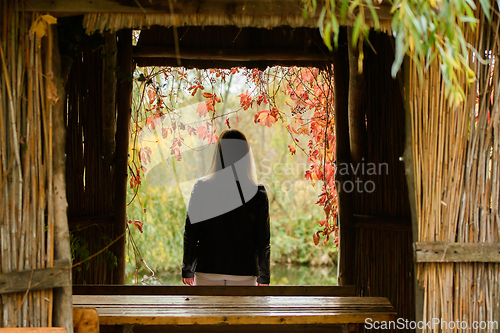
[182,180,271,284]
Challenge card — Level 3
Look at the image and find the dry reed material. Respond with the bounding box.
[81,12,392,35]
[64,37,117,285]
[351,32,414,333]
[410,6,500,332]
[0,1,56,327]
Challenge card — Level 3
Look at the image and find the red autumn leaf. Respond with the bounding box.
[256,94,267,106]
[145,113,164,130]
[196,125,209,140]
[162,127,169,139]
[254,110,276,127]
[170,147,180,156]
[139,147,152,165]
[297,125,310,136]
[208,131,218,144]
[225,118,231,129]
[323,234,330,245]
[318,219,326,226]
[147,88,156,105]
[287,124,299,134]
[260,114,276,127]
[196,102,209,117]
[188,83,204,96]
[238,90,253,110]
[288,145,296,155]
[202,92,213,98]
[129,174,141,188]
[128,219,144,233]
[313,231,321,246]
[186,126,196,136]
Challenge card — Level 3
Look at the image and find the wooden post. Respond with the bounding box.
[102,32,117,163]
[401,57,424,332]
[347,27,366,165]
[333,30,356,287]
[51,25,73,333]
[113,29,133,284]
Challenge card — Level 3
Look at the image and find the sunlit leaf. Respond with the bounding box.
[478,0,491,21]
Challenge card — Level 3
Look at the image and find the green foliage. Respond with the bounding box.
[303,0,494,105]
[70,225,118,282]
[70,230,90,272]
[126,184,187,276]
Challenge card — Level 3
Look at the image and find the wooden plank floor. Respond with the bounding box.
[73,295,396,326]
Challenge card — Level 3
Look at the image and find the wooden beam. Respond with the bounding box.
[102,32,117,164]
[113,30,134,284]
[133,46,332,62]
[333,30,355,287]
[400,54,424,331]
[0,259,71,295]
[415,242,500,262]
[347,27,366,165]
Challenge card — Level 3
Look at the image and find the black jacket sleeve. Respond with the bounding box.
[256,186,271,284]
[181,181,201,278]
[182,214,198,278]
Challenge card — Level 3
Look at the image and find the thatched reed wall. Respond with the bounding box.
[349,32,414,332]
[1,1,71,329]
[408,7,500,332]
[65,36,119,285]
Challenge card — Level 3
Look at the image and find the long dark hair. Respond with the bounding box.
[205,129,258,185]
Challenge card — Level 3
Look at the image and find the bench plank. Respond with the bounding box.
[73,295,396,326]
[72,285,356,296]
[0,329,68,333]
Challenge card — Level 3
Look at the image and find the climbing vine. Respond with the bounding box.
[128,65,339,255]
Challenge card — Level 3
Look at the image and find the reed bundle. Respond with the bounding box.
[1,0,56,327]
[352,32,414,332]
[82,12,319,34]
[81,12,392,35]
[65,31,117,285]
[410,5,500,331]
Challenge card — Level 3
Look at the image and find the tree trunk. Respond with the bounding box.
[51,25,73,333]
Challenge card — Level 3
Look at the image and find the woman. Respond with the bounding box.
[181,129,270,286]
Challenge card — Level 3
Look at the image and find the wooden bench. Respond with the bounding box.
[72,285,397,333]
[0,329,68,333]
[0,309,98,333]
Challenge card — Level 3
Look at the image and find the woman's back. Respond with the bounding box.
[181,129,271,286]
